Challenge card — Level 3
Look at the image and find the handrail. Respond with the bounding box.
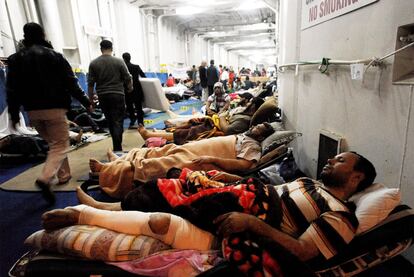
[278,41,414,73]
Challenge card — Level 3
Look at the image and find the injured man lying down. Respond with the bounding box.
[89,122,275,198]
[43,151,376,276]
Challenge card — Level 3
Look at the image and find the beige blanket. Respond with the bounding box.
[99,135,237,198]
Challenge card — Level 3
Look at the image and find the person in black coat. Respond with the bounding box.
[199,60,208,100]
[206,59,219,96]
[122,52,146,127]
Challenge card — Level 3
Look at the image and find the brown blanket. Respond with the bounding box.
[99,135,237,198]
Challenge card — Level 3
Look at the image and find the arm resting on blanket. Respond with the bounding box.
[214,212,319,262]
[192,156,254,172]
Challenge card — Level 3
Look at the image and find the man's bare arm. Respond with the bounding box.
[192,156,254,172]
[218,113,229,133]
[214,212,320,261]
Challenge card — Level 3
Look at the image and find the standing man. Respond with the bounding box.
[88,40,132,152]
[199,61,208,101]
[122,52,146,128]
[206,59,219,96]
[6,23,91,204]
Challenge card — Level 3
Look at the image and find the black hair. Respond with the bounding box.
[122,52,131,62]
[22,23,52,48]
[240,92,253,101]
[210,59,214,65]
[246,76,250,80]
[100,39,113,50]
[350,151,377,192]
[261,122,275,138]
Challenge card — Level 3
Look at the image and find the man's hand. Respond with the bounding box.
[214,212,256,237]
[192,156,214,165]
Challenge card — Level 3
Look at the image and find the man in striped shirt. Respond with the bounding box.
[215,151,377,261]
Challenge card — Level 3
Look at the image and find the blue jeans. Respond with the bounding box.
[99,93,125,151]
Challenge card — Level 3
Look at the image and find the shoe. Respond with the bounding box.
[35,180,56,205]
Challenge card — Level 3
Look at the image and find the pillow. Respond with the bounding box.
[349,183,401,235]
[261,131,301,155]
[24,225,171,262]
[250,97,279,126]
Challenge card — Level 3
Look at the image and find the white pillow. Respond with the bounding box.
[349,183,401,235]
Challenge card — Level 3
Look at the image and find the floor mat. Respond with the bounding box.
[0,130,144,192]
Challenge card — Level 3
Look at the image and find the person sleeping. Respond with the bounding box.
[138,96,264,145]
[42,151,376,276]
[88,123,275,198]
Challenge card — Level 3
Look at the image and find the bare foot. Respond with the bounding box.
[107,148,118,161]
[137,124,150,140]
[42,208,80,231]
[89,159,104,173]
[76,187,121,211]
[75,129,83,144]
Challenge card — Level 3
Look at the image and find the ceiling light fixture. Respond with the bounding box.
[236,0,267,11]
[175,7,204,15]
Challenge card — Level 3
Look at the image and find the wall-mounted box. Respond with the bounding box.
[392,23,414,85]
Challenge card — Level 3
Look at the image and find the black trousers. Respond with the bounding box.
[98,93,125,151]
[207,85,214,96]
[125,91,144,125]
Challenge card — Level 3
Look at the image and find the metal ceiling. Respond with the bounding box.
[130,0,278,64]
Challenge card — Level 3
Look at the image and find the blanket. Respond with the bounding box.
[171,117,224,145]
[157,169,282,231]
[99,135,237,198]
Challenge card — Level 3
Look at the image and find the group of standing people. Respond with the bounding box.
[6,23,146,204]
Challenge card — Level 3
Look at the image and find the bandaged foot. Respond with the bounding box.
[107,148,118,161]
[89,159,104,173]
[79,206,216,251]
[42,208,80,231]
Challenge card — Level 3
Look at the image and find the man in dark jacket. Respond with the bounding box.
[206,59,219,96]
[122,52,146,128]
[198,60,208,101]
[6,22,91,204]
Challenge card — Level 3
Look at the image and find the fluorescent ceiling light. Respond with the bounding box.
[236,1,267,11]
[175,7,204,15]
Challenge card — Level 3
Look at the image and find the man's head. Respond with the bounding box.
[238,92,253,106]
[245,122,274,142]
[122,52,131,62]
[213,82,224,95]
[23,23,46,47]
[210,59,215,65]
[100,40,113,53]
[320,152,376,194]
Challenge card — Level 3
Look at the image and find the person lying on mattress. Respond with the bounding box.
[43,151,376,275]
[88,122,275,198]
[137,96,264,145]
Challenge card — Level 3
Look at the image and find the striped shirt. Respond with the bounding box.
[273,177,358,259]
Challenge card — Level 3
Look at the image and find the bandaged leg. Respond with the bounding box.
[77,205,215,251]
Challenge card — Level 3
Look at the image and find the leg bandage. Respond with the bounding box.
[77,205,215,251]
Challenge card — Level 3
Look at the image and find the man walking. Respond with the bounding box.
[88,40,132,151]
[6,23,91,204]
[198,61,208,101]
[206,59,219,96]
[122,52,146,128]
